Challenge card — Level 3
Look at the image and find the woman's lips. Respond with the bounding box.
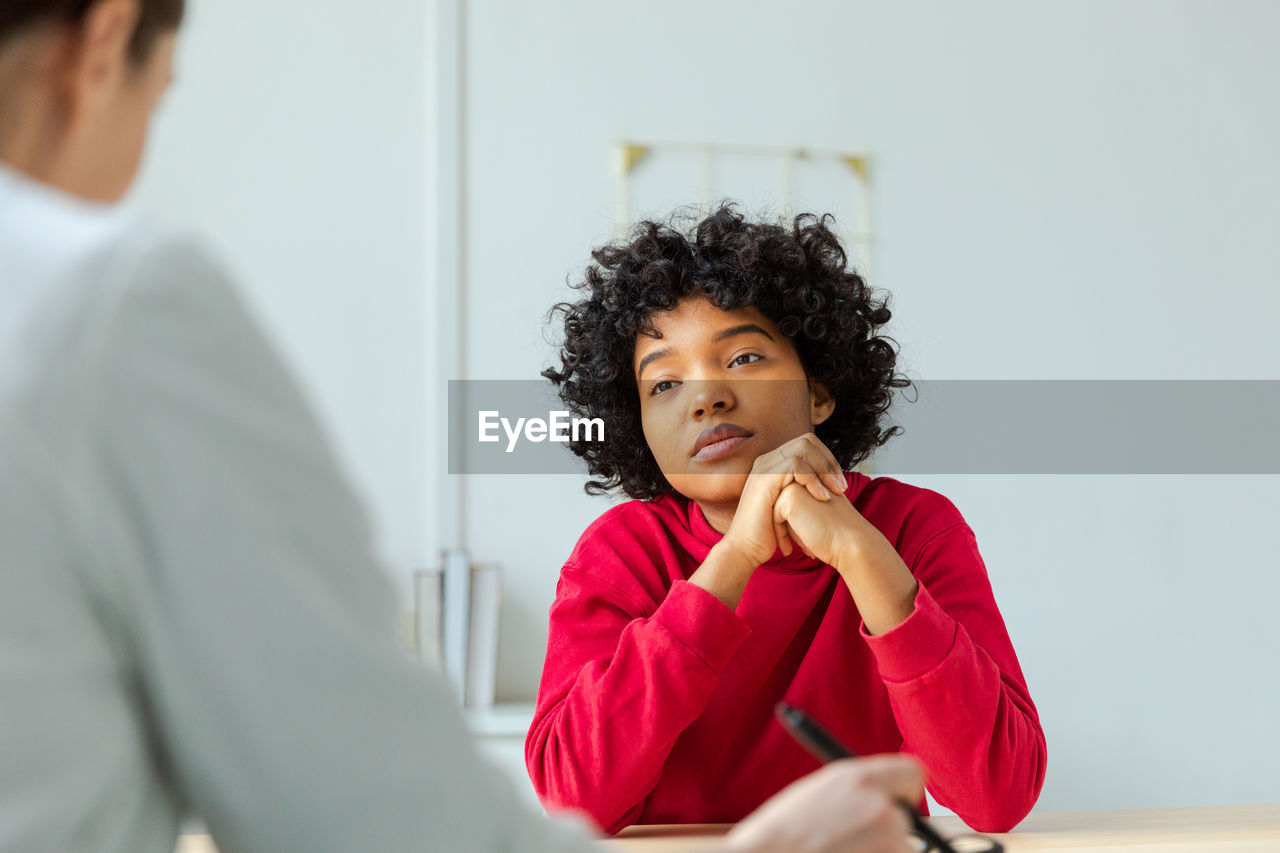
[692,434,752,462]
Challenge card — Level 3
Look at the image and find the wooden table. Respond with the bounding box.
[176,804,1280,852]
[607,805,1280,852]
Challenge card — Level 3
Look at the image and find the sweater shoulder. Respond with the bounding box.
[567,497,683,565]
[856,476,973,563]
[561,497,688,610]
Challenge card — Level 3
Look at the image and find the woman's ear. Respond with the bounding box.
[809,378,836,427]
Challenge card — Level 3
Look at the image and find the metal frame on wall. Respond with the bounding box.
[614,140,873,277]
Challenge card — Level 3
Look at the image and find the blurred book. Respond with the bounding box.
[441,548,471,698]
[465,562,502,709]
[414,567,444,669]
[419,550,503,707]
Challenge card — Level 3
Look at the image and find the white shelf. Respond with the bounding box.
[464,701,536,738]
[462,703,542,811]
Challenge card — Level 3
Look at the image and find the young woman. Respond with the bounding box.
[0,4,921,852]
[529,204,1047,834]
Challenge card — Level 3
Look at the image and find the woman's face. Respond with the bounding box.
[633,295,834,508]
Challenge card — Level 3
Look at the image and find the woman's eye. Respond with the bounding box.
[731,353,763,367]
[650,380,678,396]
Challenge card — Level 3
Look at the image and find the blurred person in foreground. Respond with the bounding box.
[0,1,924,851]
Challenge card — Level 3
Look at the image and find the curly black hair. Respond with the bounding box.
[543,202,912,500]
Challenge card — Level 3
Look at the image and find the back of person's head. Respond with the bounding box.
[0,0,186,201]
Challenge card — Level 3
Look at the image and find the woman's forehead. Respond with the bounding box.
[633,297,786,380]
[639,297,776,347]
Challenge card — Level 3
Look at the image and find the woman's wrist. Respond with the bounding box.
[713,536,762,571]
[832,526,918,635]
[830,523,869,579]
[689,539,760,610]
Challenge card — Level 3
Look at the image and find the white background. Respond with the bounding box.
[133,0,1280,813]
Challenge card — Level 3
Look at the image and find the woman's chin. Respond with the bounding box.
[668,470,751,505]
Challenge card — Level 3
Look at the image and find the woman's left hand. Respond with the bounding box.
[773,483,919,635]
[771,481,864,567]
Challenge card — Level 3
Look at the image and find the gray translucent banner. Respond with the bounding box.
[448,380,1280,474]
[448,380,595,475]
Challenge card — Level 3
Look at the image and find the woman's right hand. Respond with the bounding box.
[722,756,924,853]
[719,432,848,567]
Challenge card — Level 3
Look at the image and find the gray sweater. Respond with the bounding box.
[0,165,594,853]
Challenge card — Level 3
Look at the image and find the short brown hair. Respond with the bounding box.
[0,0,184,62]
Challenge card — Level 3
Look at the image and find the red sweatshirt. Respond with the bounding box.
[526,471,1046,835]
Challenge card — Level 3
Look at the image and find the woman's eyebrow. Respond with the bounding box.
[636,324,775,379]
[714,324,775,343]
[636,346,672,380]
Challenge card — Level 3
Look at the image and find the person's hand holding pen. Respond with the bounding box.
[772,703,1005,853]
[721,755,925,853]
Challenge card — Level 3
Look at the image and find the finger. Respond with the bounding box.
[873,795,913,841]
[800,432,848,494]
[793,532,815,559]
[791,462,832,501]
[773,490,794,525]
[774,433,820,469]
[741,464,795,510]
[814,782,913,853]
[773,519,793,557]
[860,818,917,853]
[773,493,804,558]
[844,808,915,853]
[843,755,927,806]
[794,432,846,492]
[767,436,844,494]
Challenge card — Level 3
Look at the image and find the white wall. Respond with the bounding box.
[131,0,437,595]
[457,0,1280,812]
[131,0,1280,817]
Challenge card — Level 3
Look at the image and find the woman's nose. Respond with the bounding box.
[690,380,735,419]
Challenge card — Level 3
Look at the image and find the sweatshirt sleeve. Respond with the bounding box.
[93,236,599,853]
[860,521,1047,833]
[526,567,751,834]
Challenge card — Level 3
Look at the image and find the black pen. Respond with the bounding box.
[775,701,961,853]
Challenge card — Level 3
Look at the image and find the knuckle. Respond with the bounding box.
[864,791,896,824]
[829,759,865,788]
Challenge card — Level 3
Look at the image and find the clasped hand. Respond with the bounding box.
[719,432,867,571]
